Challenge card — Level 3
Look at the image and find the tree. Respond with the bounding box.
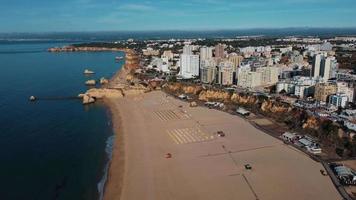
[279,89,287,95]
[319,120,338,141]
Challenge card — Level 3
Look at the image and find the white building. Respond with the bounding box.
[183,45,194,55]
[312,55,338,81]
[276,76,316,98]
[256,66,279,86]
[329,93,348,108]
[179,54,200,79]
[337,82,354,103]
[320,42,333,51]
[200,46,214,60]
[161,50,174,61]
[312,54,323,78]
[279,46,293,54]
[237,66,262,88]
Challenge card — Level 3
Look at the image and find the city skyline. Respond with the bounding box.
[1,0,356,33]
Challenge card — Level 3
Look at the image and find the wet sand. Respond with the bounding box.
[103,90,342,200]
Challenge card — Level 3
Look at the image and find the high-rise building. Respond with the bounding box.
[183,45,193,55]
[200,46,214,60]
[256,66,279,86]
[218,61,235,85]
[238,72,262,88]
[237,66,262,88]
[320,57,332,81]
[179,54,200,79]
[312,55,338,81]
[329,58,338,79]
[228,54,244,69]
[312,54,323,78]
[214,43,225,59]
[200,59,217,83]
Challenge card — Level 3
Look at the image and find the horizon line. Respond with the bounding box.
[2,26,356,35]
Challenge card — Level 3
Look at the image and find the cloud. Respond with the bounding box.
[117,3,155,12]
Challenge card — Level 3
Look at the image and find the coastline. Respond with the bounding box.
[100,60,131,200]
[99,66,342,200]
[99,89,341,200]
[80,48,345,200]
[99,53,144,200]
[102,98,125,200]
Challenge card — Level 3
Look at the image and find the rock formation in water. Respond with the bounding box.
[85,80,96,86]
[84,69,95,74]
[82,94,95,105]
[100,77,109,85]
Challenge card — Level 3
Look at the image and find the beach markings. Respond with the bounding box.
[154,110,190,121]
[167,127,215,144]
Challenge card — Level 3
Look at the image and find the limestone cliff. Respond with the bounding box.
[260,100,291,113]
[231,93,258,105]
[302,116,319,130]
[198,90,231,102]
[165,83,202,95]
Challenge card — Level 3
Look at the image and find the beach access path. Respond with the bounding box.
[104,90,342,200]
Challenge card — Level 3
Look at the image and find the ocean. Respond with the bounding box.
[0,41,123,200]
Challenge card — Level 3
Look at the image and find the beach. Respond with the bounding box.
[102,87,342,200]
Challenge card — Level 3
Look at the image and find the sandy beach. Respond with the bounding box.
[102,89,342,200]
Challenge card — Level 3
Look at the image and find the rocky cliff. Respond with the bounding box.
[231,93,258,105]
[198,90,231,102]
[260,100,291,113]
[302,116,319,130]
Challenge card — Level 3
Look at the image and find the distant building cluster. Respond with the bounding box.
[136,36,356,134]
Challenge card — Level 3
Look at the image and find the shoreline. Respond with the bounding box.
[102,98,125,200]
[99,55,144,200]
[88,49,345,200]
[98,66,344,200]
[99,89,341,200]
[100,61,131,200]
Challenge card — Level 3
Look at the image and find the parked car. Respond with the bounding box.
[217,131,225,137]
[245,164,252,170]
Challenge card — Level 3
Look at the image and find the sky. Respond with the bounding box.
[0,0,356,33]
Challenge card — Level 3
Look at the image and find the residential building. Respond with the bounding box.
[312,54,323,78]
[179,49,200,79]
[218,61,235,85]
[200,46,214,60]
[183,45,194,55]
[277,76,316,98]
[228,54,244,69]
[200,59,217,83]
[142,48,160,56]
[329,93,348,108]
[237,66,262,88]
[161,50,174,61]
[256,66,279,86]
[320,42,333,51]
[337,72,356,81]
[314,82,337,102]
[215,43,225,59]
[337,82,354,103]
[312,54,338,80]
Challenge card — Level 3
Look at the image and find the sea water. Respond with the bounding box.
[0,41,123,200]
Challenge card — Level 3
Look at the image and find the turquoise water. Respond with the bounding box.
[0,42,123,200]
